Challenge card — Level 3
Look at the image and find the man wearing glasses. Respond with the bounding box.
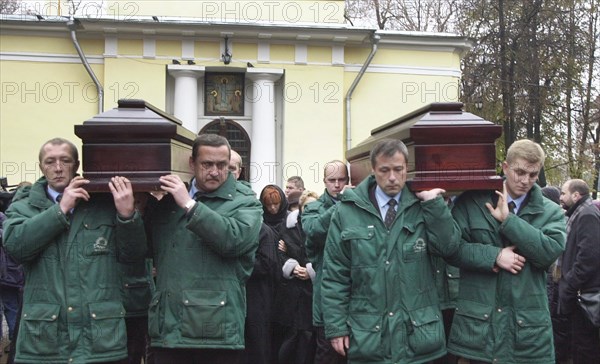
[145,133,262,363]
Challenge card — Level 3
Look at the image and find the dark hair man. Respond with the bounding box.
[320,139,457,363]
[3,137,147,363]
[558,179,600,364]
[145,134,262,363]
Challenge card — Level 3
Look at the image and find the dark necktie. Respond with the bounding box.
[193,191,203,201]
[56,194,63,203]
[508,201,517,214]
[384,199,397,228]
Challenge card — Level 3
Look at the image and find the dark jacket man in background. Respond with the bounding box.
[558,178,600,364]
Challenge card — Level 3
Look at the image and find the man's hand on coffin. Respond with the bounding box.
[159,174,192,209]
[109,176,135,219]
[60,176,90,214]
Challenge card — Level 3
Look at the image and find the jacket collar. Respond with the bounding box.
[191,174,237,201]
[25,177,55,209]
[341,175,418,215]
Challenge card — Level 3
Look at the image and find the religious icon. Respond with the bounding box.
[205,73,244,116]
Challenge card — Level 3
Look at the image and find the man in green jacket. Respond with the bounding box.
[321,139,459,364]
[447,139,566,364]
[302,159,351,364]
[145,134,262,363]
[3,137,147,364]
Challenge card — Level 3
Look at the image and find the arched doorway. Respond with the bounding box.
[199,119,251,181]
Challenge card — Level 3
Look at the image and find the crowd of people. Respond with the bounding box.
[0,135,598,364]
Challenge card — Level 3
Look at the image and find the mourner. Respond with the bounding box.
[558,179,600,364]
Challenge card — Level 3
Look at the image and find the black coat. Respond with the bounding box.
[558,196,600,314]
[0,212,24,289]
[244,223,280,364]
[273,212,314,330]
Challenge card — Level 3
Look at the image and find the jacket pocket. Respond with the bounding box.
[514,309,552,354]
[83,217,116,257]
[19,303,60,356]
[148,291,162,337]
[123,280,152,314]
[342,226,376,267]
[88,301,126,353]
[450,300,492,350]
[181,290,227,339]
[407,305,444,356]
[347,314,384,361]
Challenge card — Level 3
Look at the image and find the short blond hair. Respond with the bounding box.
[506,139,545,165]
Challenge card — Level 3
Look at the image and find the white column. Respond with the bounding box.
[167,65,205,132]
[246,70,283,195]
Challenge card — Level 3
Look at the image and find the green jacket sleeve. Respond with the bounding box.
[302,201,336,260]
[115,211,148,264]
[499,205,565,269]
[3,202,69,263]
[321,207,351,339]
[421,196,461,258]
[185,197,262,258]
[447,197,502,271]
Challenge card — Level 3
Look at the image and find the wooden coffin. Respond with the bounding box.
[74,99,196,192]
[346,102,503,193]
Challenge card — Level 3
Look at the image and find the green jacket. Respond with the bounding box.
[3,177,147,364]
[301,189,337,326]
[119,258,155,318]
[146,175,262,349]
[447,185,566,364]
[321,176,459,364]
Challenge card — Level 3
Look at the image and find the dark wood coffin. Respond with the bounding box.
[346,102,503,193]
[74,99,196,192]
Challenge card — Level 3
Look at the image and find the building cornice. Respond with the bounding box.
[1,15,472,53]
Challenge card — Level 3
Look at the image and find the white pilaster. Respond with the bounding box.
[246,69,283,195]
[167,65,205,132]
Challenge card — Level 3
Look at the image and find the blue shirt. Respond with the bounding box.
[375,185,401,219]
[46,186,62,204]
[508,193,527,215]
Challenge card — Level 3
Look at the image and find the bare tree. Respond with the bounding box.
[0,0,21,14]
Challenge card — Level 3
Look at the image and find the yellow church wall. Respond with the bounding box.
[117,38,143,56]
[1,34,74,54]
[0,60,103,184]
[103,58,167,110]
[195,41,220,60]
[307,45,331,64]
[344,71,461,146]
[156,40,182,57]
[231,42,257,62]
[280,66,345,191]
[270,44,295,63]
[346,46,461,69]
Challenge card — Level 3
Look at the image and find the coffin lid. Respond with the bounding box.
[75,99,196,143]
[346,102,500,161]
